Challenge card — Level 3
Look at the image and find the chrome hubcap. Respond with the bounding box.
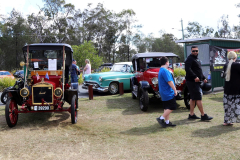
[110,84,118,93]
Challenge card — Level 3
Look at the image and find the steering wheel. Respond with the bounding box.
[40,65,48,70]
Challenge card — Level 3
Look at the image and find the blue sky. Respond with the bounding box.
[1,0,240,39]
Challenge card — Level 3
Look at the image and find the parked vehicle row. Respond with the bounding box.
[3,43,212,128]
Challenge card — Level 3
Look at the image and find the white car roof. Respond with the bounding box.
[114,62,132,65]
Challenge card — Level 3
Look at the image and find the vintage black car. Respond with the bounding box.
[5,43,78,127]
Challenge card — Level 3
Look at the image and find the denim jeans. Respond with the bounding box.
[71,83,78,89]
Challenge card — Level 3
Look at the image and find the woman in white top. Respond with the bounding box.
[83,59,91,74]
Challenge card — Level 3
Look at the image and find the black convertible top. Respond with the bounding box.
[22,43,73,52]
[131,52,178,60]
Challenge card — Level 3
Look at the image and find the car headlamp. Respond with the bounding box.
[151,77,158,85]
[175,77,185,85]
[99,76,103,82]
[54,87,63,97]
[20,88,29,97]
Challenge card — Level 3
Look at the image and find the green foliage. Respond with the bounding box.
[0,78,15,91]
[136,33,184,62]
[173,68,186,77]
[100,67,111,73]
[185,21,214,38]
[78,73,84,84]
[72,41,103,69]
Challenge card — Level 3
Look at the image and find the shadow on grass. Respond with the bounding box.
[171,118,205,126]
[120,123,172,135]
[191,125,240,137]
[106,96,188,115]
[0,111,70,131]
[209,97,223,103]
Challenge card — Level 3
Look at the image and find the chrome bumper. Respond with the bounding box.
[82,83,109,92]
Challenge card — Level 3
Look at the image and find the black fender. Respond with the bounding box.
[64,89,78,105]
[139,81,150,90]
[2,86,13,92]
[8,89,23,106]
[130,77,138,86]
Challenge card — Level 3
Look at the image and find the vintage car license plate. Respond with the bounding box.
[34,106,50,111]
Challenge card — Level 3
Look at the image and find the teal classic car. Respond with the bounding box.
[82,62,134,94]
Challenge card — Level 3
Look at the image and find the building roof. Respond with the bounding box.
[175,37,240,43]
[131,52,178,60]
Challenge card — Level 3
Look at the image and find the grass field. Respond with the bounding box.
[0,91,240,159]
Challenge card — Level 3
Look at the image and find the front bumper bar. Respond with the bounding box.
[82,83,108,93]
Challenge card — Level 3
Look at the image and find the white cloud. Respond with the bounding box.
[0,0,26,15]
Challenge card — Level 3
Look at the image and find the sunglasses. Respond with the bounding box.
[192,50,199,53]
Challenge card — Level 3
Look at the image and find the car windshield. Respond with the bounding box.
[111,64,131,72]
[0,71,11,75]
[27,50,63,70]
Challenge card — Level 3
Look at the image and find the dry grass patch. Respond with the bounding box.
[0,92,240,159]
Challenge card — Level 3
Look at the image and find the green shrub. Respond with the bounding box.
[78,73,84,84]
[0,77,16,91]
[100,67,111,73]
[173,68,186,77]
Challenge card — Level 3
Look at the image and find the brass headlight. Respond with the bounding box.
[151,77,158,85]
[20,61,25,67]
[20,88,29,97]
[54,87,62,97]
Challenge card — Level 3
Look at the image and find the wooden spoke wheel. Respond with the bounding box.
[5,98,18,127]
[71,95,78,124]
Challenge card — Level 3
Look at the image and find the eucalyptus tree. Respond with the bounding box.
[115,9,137,62]
[0,9,31,70]
[233,3,240,38]
[41,0,75,43]
[216,14,232,38]
[27,10,49,43]
[132,30,147,53]
[185,21,214,38]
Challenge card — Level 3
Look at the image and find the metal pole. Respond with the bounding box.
[119,83,124,95]
[181,19,184,40]
[128,45,129,61]
[181,19,186,60]
[62,46,65,100]
[88,85,93,100]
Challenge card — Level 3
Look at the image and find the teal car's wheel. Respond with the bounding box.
[109,82,119,95]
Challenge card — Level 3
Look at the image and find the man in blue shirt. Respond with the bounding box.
[156,57,177,128]
[71,59,79,90]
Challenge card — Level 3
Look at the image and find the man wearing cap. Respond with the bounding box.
[71,59,79,91]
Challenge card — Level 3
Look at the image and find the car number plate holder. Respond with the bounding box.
[34,106,50,111]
